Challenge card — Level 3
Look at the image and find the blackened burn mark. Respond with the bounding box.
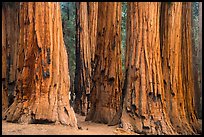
[108,77,115,85]
[47,48,51,64]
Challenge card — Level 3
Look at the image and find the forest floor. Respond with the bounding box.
[2,114,138,135]
[2,114,202,135]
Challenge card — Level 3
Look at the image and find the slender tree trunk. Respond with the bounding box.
[3,2,77,127]
[85,2,122,125]
[74,2,98,116]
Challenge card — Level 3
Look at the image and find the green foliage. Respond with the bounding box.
[60,2,76,83]
[167,2,172,7]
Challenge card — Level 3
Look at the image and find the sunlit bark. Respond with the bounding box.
[3,2,77,127]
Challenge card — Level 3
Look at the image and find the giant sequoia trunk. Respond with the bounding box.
[85,2,123,125]
[2,3,20,112]
[121,2,201,135]
[161,2,200,134]
[3,2,77,127]
[121,2,176,135]
[74,2,98,116]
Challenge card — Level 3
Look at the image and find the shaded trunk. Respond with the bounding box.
[3,2,77,127]
[74,2,98,116]
[2,3,20,112]
[86,2,122,125]
[74,2,91,116]
[2,4,8,113]
[121,2,176,135]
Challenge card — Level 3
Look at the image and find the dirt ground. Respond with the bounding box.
[2,114,202,135]
[2,114,138,135]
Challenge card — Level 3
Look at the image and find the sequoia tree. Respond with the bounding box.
[3,2,77,127]
[74,2,98,115]
[161,2,200,134]
[85,2,123,125]
[121,2,176,135]
[181,2,201,133]
[120,2,201,135]
[2,3,20,112]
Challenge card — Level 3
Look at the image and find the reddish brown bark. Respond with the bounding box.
[74,2,98,116]
[161,2,201,134]
[181,2,201,133]
[3,2,77,127]
[121,2,201,135]
[87,2,98,65]
[86,2,123,125]
[121,2,175,135]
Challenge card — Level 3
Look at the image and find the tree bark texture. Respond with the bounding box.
[2,4,9,113]
[2,3,20,112]
[87,2,98,66]
[161,2,201,134]
[3,2,77,128]
[74,2,98,116]
[121,2,176,135]
[86,2,123,125]
[181,2,201,133]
